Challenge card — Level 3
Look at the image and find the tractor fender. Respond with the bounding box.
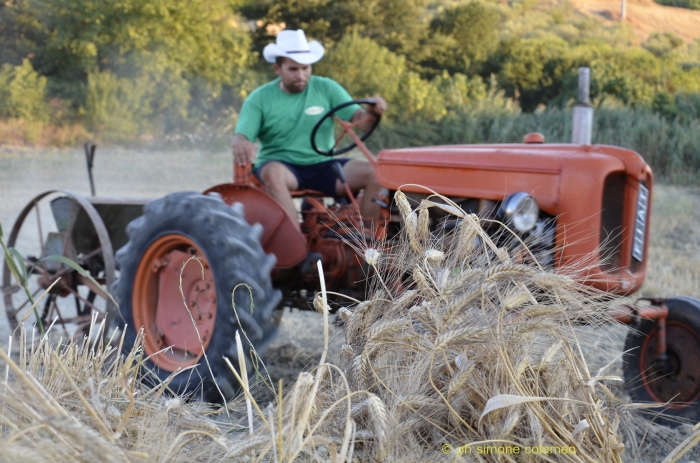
[203,183,306,268]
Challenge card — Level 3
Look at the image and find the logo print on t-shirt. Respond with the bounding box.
[305,106,324,116]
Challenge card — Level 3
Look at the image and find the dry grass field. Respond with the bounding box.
[571,0,700,43]
[1,147,700,461]
[641,185,700,298]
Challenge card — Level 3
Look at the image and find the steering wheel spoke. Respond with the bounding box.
[311,99,381,157]
[350,114,375,129]
[332,130,347,150]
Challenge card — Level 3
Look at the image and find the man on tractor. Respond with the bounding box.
[231,29,387,231]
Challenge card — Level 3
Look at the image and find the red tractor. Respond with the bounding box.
[3,99,700,423]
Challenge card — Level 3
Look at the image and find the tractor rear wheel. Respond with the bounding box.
[623,297,700,426]
[111,191,280,402]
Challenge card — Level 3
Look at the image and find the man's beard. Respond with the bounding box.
[287,80,307,93]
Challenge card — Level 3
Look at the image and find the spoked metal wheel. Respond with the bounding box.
[1,190,117,336]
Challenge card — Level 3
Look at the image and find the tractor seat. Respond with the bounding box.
[249,174,332,199]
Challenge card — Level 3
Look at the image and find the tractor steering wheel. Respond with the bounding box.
[310,99,381,156]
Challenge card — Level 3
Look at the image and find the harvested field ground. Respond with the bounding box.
[570,0,700,43]
[1,147,700,461]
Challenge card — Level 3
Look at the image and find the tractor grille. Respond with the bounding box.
[629,178,649,274]
[599,172,626,271]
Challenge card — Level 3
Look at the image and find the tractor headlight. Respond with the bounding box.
[500,192,539,233]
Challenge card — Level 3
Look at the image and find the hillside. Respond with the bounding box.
[572,0,700,42]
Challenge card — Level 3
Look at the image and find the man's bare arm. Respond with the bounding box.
[232,133,256,166]
[351,94,387,132]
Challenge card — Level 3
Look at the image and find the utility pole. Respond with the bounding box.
[621,0,627,20]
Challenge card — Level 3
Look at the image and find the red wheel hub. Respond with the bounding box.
[133,234,217,370]
[640,321,700,407]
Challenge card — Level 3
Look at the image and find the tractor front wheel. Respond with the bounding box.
[112,192,280,402]
[623,297,700,426]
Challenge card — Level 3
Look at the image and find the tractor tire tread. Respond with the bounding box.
[111,191,280,402]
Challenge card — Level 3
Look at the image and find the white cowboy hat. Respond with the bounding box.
[263,29,325,65]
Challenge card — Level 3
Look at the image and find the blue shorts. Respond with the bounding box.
[254,158,350,197]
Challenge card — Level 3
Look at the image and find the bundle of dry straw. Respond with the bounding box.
[263,190,631,462]
[1,189,699,462]
[0,317,239,462]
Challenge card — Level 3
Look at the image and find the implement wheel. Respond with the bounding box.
[2,190,117,335]
[623,297,700,426]
[112,192,280,401]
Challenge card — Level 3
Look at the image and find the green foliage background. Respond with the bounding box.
[1,0,700,179]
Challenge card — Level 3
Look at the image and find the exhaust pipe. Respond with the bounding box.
[571,67,593,145]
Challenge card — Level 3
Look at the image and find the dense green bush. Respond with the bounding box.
[422,1,502,75]
[83,71,152,139]
[0,59,48,122]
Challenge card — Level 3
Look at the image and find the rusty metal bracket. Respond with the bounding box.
[608,297,670,371]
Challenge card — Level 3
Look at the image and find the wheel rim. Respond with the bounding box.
[639,321,700,407]
[133,234,217,371]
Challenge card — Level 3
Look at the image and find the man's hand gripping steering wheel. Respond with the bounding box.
[311,96,386,157]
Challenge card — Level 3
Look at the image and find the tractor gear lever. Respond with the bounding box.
[330,162,360,213]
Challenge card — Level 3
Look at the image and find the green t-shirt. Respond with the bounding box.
[235,76,361,166]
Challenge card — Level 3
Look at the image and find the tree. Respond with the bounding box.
[315,32,446,121]
[314,32,407,112]
[241,0,430,63]
[0,0,253,137]
[422,1,502,76]
[0,0,252,89]
[500,37,571,111]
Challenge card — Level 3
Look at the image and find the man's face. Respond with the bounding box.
[274,58,312,93]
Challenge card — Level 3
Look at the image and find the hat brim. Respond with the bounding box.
[263,40,325,65]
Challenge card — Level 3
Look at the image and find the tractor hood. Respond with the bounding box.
[375,143,648,216]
